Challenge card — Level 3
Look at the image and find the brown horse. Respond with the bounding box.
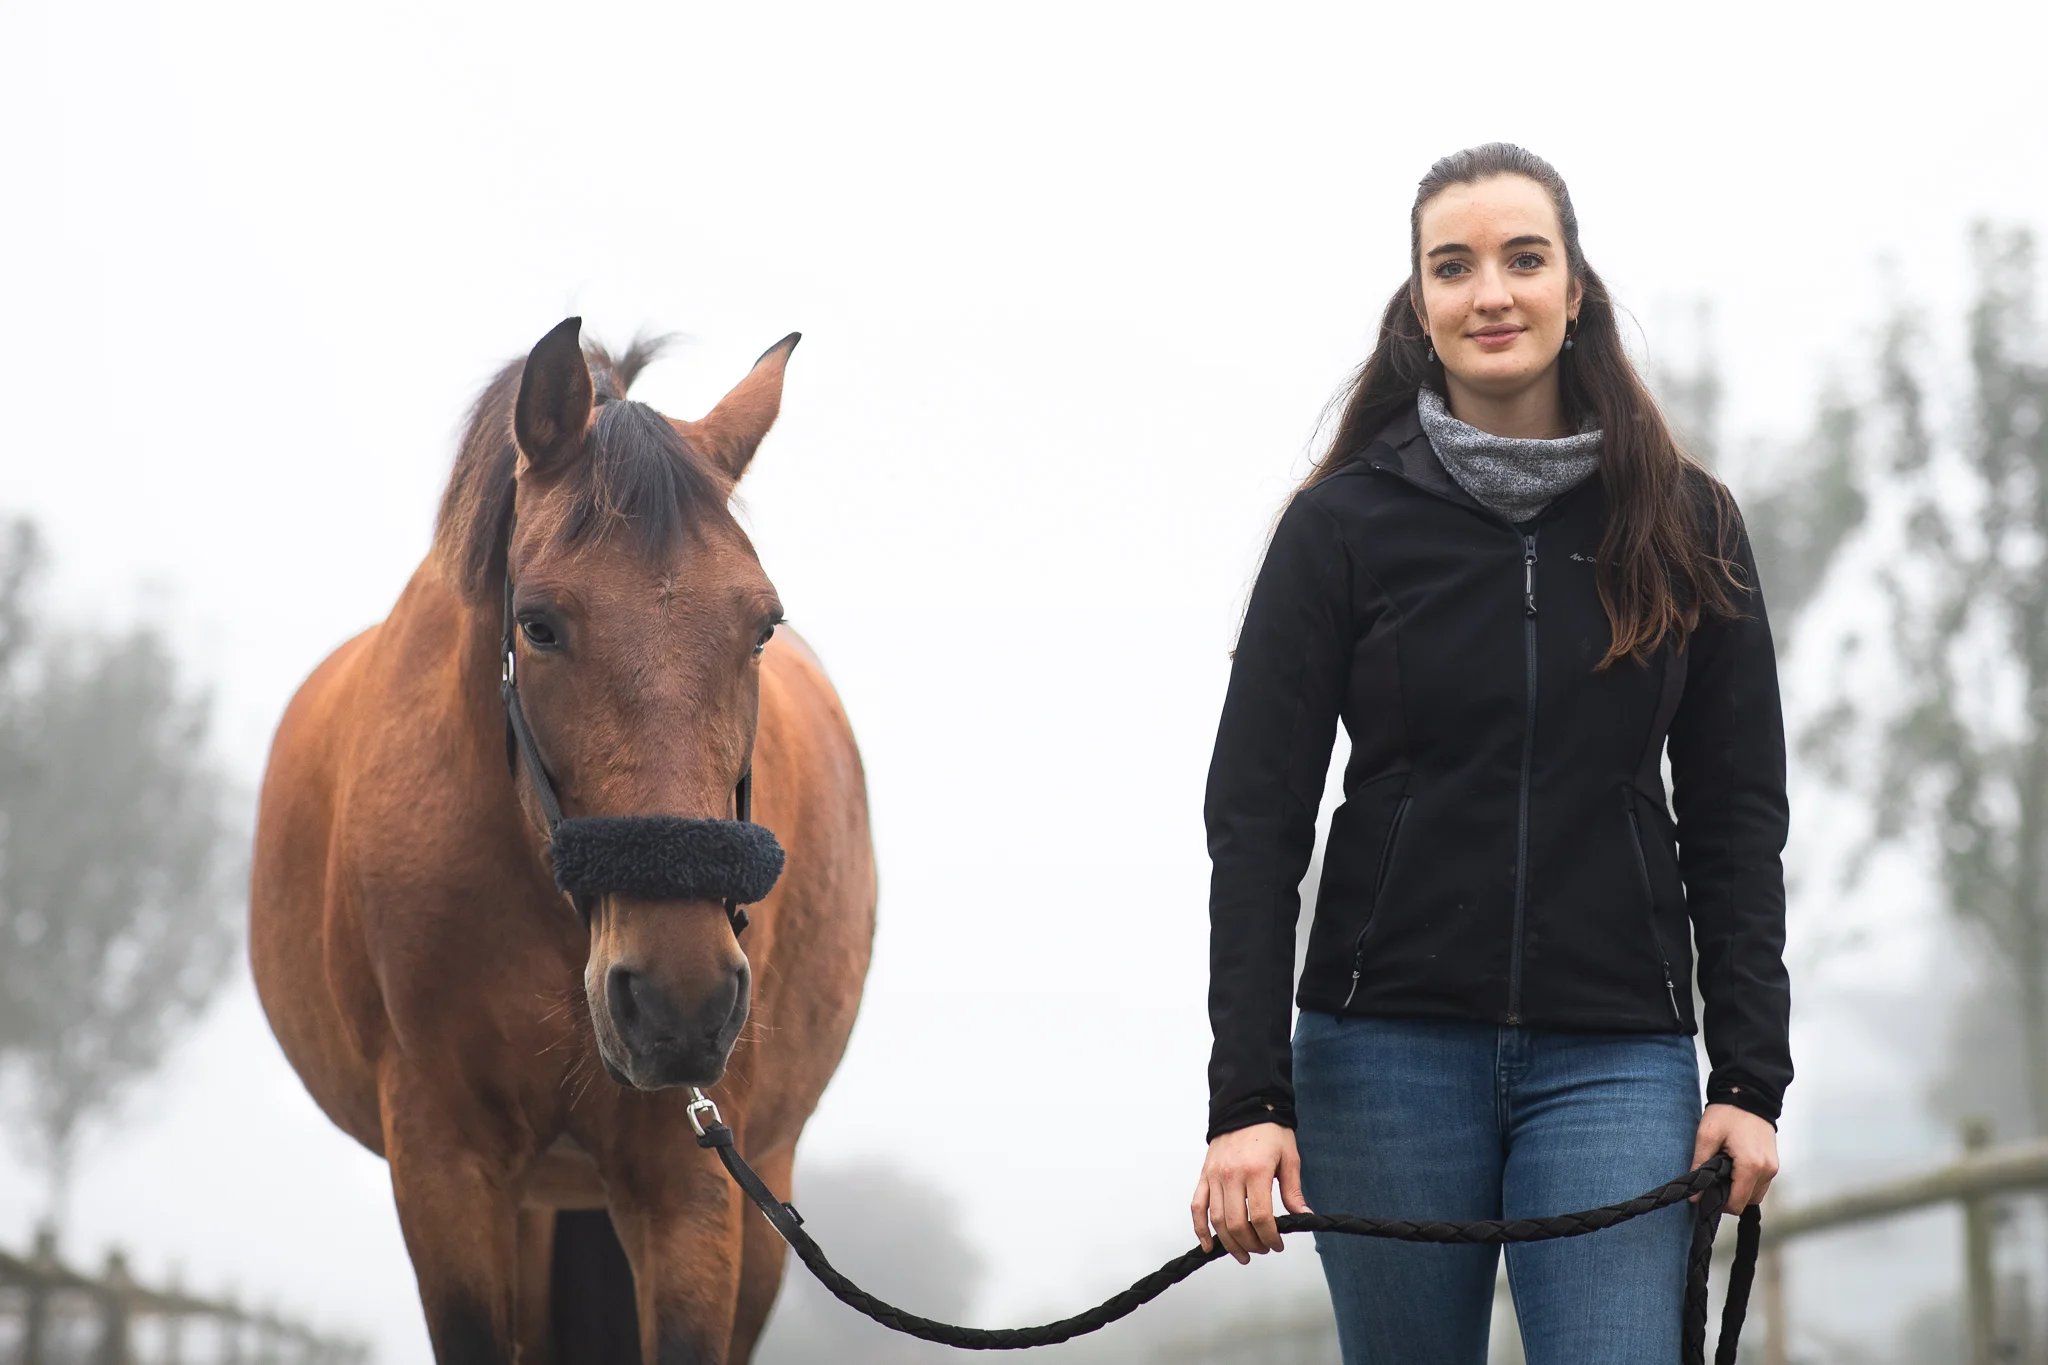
[250,318,876,1364]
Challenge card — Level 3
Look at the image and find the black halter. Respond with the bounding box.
[498,530,783,934]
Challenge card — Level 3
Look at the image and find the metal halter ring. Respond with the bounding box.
[686,1088,723,1139]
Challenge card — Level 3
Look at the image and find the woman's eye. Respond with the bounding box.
[1512,252,1544,269]
[1434,261,1467,279]
[520,619,560,650]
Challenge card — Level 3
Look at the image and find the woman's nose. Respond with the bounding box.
[1472,266,1514,312]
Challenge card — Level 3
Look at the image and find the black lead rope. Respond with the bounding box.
[688,1095,1760,1362]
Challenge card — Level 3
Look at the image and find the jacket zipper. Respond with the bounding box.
[1360,456,1560,1030]
[1506,532,1538,1026]
[1626,799,1686,1026]
[1341,794,1412,1012]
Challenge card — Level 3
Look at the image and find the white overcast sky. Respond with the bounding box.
[4,1,2045,1359]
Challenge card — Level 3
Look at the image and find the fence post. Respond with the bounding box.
[1962,1118,1997,1365]
[223,1290,246,1365]
[21,1224,58,1365]
[1760,1240,1787,1365]
[255,1309,282,1365]
[164,1264,186,1365]
[95,1248,133,1365]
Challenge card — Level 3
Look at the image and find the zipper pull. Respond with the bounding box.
[1341,963,1363,1013]
[1523,537,1539,617]
[1663,965,1682,1023]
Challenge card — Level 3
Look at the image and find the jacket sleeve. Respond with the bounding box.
[1204,491,1352,1141]
[1665,491,1794,1124]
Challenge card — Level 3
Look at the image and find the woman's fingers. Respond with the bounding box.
[1189,1123,1304,1263]
[1205,1177,1247,1262]
[1279,1145,1313,1217]
[1693,1102,1781,1213]
[1217,1172,1255,1263]
[1730,1148,1780,1212]
[1685,1122,1720,1204]
[1690,1125,1720,1176]
[1202,1174,1237,1261]
[1245,1172,1283,1253]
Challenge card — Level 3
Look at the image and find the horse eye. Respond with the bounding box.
[753,623,777,657]
[520,619,560,650]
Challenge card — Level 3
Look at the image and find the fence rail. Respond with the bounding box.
[0,1228,367,1365]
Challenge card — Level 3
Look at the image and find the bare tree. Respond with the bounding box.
[0,516,241,1227]
[1653,302,1727,467]
[1651,304,1868,636]
[0,520,43,1055]
[1807,226,2048,1136]
[0,520,35,679]
[1741,389,1869,637]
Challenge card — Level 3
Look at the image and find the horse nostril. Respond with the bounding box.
[696,967,741,1036]
[606,964,648,1035]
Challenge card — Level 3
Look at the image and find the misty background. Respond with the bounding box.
[5,1,2048,1361]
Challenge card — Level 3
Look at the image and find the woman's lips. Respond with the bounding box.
[1469,327,1525,350]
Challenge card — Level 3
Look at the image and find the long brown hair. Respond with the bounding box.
[1308,143,1743,668]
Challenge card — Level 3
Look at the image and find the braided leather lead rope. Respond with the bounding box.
[688,1094,1762,1362]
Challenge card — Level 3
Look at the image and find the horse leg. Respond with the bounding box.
[609,1156,748,1365]
[725,1145,795,1364]
[380,1064,526,1364]
[514,1208,556,1363]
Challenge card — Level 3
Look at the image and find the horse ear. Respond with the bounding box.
[678,333,799,482]
[515,317,595,475]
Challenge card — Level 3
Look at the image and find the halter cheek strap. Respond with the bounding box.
[498,527,778,933]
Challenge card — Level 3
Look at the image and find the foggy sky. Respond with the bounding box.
[3,1,2043,1359]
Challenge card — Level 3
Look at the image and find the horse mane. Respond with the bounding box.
[433,334,729,604]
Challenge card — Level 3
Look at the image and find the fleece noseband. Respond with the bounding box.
[499,536,784,932]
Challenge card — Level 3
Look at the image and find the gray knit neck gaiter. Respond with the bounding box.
[1415,386,1602,524]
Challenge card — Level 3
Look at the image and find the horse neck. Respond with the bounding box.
[385,559,525,819]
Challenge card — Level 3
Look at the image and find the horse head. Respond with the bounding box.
[499,316,794,1090]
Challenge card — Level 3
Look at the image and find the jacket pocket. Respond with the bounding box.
[1624,790,1684,1027]
[1341,794,1412,1012]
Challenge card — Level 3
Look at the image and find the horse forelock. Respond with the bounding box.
[432,335,730,603]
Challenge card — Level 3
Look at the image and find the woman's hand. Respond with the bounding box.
[1190,1122,1313,1263]
[1690,1103,1779,1212]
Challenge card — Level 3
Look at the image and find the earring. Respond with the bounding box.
[1426,339,1437,362]
[1563,320,1577,352]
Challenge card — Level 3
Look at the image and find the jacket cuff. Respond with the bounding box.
[1706,1077,1781,1126]
[1206,1098,1297,1143]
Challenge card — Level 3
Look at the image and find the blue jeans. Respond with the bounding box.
[1293,1013,1701,1365]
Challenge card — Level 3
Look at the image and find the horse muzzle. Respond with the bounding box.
[599,953,752,1089]
[553,816,781,1090]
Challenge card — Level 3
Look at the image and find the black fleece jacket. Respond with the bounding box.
[1203,406,1792,1140]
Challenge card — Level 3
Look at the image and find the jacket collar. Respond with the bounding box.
[1360,403,1483,512]
[1359,400,1601,528]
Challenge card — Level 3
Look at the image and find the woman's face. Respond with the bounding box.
[1413,174,1583,402]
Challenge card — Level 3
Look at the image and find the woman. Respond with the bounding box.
[1189,143,1789,1365]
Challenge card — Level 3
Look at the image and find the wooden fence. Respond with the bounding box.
[1753,1120,2048,1365]
[0,1228,367,1365]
